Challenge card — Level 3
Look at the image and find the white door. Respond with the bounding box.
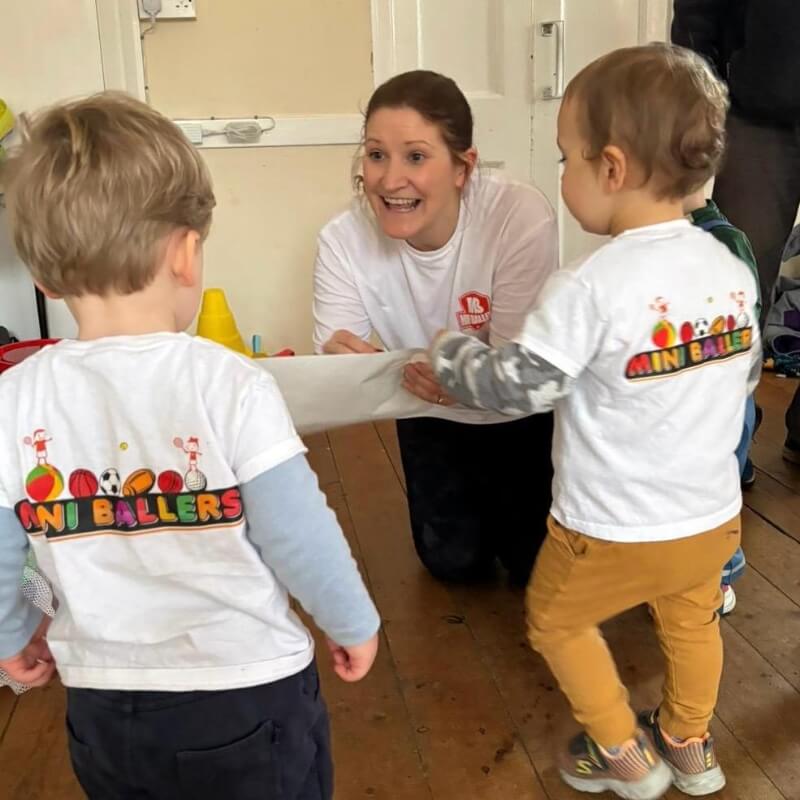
[371,0,535,179]
[533,0,672,264]
[0,0,142,340]
[372,0,671,263]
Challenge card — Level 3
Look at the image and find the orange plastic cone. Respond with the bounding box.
[196,289,253,356]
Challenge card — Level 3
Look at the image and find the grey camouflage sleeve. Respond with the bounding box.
[431,332,575,415]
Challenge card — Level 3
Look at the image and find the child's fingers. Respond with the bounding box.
[333,661,366,683]
[30,638,54,663]
[25,659,56,687]
[3,657,55,687]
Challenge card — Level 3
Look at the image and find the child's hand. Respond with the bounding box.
[0,615,55,687]
[326,633,378,682]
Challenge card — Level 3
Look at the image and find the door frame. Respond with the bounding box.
[96,0,148,99]
[370,0,673,179]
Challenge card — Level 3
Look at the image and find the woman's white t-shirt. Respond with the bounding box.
[312,172,558,353]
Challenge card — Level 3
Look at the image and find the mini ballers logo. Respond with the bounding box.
[457,292,491,331]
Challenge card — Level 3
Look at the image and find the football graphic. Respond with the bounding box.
[99,468,122,496]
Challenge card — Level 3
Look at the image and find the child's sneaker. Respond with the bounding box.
[720,584,736,616]
[558,729,672,799]
[740,457,755,489]
[638,709,726,795]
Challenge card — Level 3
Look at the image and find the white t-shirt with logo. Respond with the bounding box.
[0,334,315,690]
[312,172,558,352]
[515,220,760,542]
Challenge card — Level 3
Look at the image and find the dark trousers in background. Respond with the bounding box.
[712,112,800,438]
[66,662,332,800]
[396,412,554,586]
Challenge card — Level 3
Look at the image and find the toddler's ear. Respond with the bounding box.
[171,229,202,287]
[600,144,627,193]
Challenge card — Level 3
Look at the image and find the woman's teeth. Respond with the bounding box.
[383,197,420,212]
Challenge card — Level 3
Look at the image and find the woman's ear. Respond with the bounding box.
[457,146,479,188]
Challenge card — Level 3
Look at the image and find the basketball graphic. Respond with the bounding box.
[25,464,64,502]
[122,468,156,497]
[711,316,726,335]
[157,470,184,494]
[679,321,694,344]
[68,469,99,499]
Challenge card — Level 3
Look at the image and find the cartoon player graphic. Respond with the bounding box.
[730,290,750,329]
[23,429,52,466]
[649,296,677,348]
[22,429,63,502]
[649,296,670,317]
[173,435,207,491]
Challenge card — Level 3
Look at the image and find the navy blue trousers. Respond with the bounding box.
[396,413,554,585]
[66,662,332,800]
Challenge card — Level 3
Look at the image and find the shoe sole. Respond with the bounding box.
[668,763,726,796]
[560,760,672,799]
[720,591,736,616]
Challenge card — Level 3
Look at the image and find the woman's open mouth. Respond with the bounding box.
[382,197,421,213]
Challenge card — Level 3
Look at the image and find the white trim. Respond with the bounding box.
[370,0,423,86]
[370,0,396,86]
[639,0,671,42]
[173,114,364,149]
[96,0,147,99]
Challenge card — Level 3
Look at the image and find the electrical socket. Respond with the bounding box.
[138,0,196,20]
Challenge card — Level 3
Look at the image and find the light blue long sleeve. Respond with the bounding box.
[0,507,43,659]
[241,455,380,647]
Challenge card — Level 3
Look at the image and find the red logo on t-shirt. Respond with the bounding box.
[456,292,491,330]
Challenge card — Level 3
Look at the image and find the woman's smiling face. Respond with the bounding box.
[362,106,471,251]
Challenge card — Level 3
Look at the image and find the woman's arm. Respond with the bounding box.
[312,230,374,353]
[489,192,558,347]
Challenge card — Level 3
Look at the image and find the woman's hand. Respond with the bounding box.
[322,330,381,355]
[403,360,456,406]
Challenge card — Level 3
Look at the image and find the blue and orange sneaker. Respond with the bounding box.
[558,729,672,799]
[638,709,725,796]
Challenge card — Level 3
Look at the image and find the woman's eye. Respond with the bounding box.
[367,150,384,161]
[408,151,426,163]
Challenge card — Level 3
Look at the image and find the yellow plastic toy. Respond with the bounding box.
[196,288,253,356]
[0,99,15,160]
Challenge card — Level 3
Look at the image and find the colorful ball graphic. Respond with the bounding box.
[157,470,184,494]
[680,321,695,344]
[711,316,726,335]
[736,311,750,329]
[68,469,99,499]
[25,464,64,502]
[122,468,156,497]
[184,469,207,492]
[651,320,676,348]
[727,314,736,332]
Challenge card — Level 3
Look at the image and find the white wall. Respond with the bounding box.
[141,0,374,354]
[0,0,108,339]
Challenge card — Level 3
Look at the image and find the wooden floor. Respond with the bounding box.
[2,373,800,799]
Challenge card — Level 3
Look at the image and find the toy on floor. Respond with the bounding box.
[0,339,59,374]
[196,288,294,357]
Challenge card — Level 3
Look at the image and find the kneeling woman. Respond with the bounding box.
[313,70,557,585]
